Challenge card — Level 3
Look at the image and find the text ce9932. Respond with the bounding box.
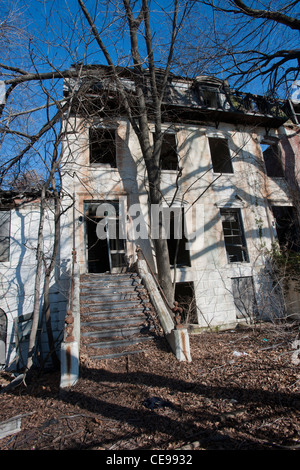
[149,454,192,465]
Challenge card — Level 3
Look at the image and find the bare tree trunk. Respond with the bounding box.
[26,186,46,371]
[42,187,60,369]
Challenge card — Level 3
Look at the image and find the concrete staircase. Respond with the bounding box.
[80,272,156,360]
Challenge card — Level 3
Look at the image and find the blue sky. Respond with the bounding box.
[0,0,298,187]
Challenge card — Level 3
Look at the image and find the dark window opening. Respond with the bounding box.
[162,207,191,267]
[271,206,300,252]
[175,282,197,323]
[209,137,233,173]
[232,277,257,320]
[160,133,178,171]
[220,208,249,263]
[261,142,284,177]
[0,309,7,366]
[199,86,220,108]
[0,211,10,262]
[89,128,117,167]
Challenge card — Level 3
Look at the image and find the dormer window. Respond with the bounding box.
[199,86,220,108]
[193,76,224,109]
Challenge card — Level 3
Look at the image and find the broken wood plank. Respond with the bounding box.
[0,416,22,439]
[0,412,35,440]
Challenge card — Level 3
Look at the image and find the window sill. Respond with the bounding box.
[89,164,118,170]
[226,261,251,266]
[266,176,285,180]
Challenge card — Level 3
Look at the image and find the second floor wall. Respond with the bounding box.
[60,115,298,273]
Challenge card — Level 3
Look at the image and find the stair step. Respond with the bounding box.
[80,300,143,310]
[80,274,141,285]
[81,282,142,290]
[80,271,155,361]
[82,326,150,339]
[81,307,148,319]
[87,335,154,349]
[80,292,141,302]
[80,283,144,294]
[82,315,145,329]
[92,349,146,360]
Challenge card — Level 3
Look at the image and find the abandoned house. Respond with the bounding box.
[1,65,300,379]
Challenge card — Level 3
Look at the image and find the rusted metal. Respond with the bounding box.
[172,301,183,329]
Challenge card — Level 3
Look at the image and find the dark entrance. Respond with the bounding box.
[85,201,127,273]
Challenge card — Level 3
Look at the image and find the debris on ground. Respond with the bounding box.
[0,324,299,450]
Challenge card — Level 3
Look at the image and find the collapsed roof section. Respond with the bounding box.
[63,64,292,128]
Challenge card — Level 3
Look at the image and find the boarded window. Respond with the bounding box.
[220,208,249,262]
[0,211,10,262]
[209,137,233,173]
[160,133,178,171]
[89,128,117,167]
[232,277,257,320]
[261,142,284,177]
[272,206,300,252]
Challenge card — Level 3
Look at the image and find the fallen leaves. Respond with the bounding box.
[0,324,299,450]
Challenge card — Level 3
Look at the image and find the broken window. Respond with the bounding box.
[209,137,233,174]
[89,127,117,167]
[232,277,257,320]
[201,87,220,108]
[271,206,300,252]
[160,207,191,267]
[261,142,284,177]
[175,282,197,323]
[160,133,178,171]
[0,211,10,262]
[220,208,249,263]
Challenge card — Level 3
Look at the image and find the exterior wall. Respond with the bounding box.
[60,114,296,330]
[0,199,67,369]
[277,125,300,320]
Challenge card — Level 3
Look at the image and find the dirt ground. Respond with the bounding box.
[0,323,299,451]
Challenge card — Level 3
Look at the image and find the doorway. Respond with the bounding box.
[85,201,127,273]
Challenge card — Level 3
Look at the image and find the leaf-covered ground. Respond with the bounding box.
[0,324,299,451]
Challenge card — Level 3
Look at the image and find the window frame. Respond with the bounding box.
[232,276,257,320]
[220,208,249,263]
[159,132,179,172]
[0,210,11,262]
[89,126,117,168]
[208,137,234,174]
[261,139,284,178]
[271,205,300,252]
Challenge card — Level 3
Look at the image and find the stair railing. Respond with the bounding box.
[135,245,183,330]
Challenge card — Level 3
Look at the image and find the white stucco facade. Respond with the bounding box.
[59,109,298,331]
[0,198,68,369]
